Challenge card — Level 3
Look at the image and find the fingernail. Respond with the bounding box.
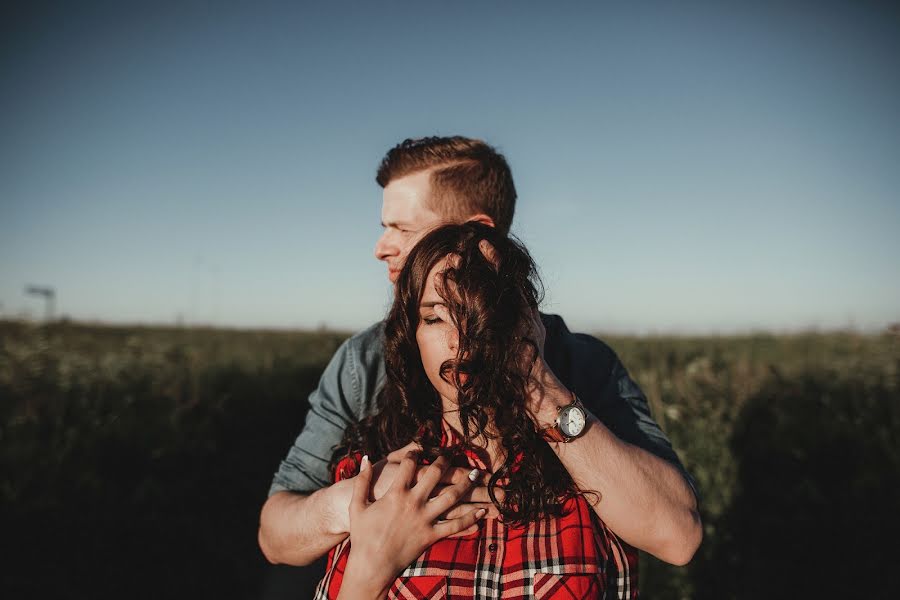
[468,468,480,482]
[475,508,487,519]
[361,455,369,471]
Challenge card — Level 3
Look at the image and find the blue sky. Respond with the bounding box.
[2,1,898,333]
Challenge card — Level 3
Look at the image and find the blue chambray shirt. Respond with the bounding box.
[269,313,698,499]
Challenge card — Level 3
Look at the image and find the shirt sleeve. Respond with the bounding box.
[268,337,363,496]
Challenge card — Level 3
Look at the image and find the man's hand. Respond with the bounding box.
[337,452,486,600]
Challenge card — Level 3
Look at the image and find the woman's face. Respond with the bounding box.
[415,258,461,406]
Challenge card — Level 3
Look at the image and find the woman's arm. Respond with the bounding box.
[337,453,487,600]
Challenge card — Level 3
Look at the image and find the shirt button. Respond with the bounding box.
[488,543,498,553]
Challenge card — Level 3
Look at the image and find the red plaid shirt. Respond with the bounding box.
[315,423,639,599]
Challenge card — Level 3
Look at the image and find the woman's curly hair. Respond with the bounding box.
[332,222,580,524]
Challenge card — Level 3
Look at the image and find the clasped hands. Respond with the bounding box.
[334,441,505,535]
[336,450,490,599]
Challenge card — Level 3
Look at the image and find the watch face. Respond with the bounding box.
[560,406,586,437]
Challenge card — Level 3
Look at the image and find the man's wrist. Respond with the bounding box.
[528,359,569,427]
[532,384,574,430]
[322,478,354,536]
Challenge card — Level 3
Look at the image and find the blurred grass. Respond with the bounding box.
[1,321,898,598]
[0,320,346,599]
[606,332,900,598]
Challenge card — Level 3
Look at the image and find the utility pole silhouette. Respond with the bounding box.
[25,285,56,322]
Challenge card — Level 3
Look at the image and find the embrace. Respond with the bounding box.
[259,137,702,599]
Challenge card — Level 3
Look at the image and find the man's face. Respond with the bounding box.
[374,171,444,283]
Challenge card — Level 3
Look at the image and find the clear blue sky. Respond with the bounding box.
[2,1,898,333]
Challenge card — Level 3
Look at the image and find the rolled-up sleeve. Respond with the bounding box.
[268,337,362,496]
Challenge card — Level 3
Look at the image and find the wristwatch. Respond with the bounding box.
[540,393,588,443]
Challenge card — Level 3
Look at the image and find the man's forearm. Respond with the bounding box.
[530,364,702,565]
[258,483,352,566]
[554,413,702,565]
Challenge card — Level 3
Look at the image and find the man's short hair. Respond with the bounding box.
[376,136,517,235]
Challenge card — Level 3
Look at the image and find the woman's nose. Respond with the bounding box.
[447,328,459,352]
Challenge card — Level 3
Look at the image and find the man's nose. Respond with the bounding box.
[374,231,396,261]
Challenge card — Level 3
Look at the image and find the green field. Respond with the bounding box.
[2,320,898,598]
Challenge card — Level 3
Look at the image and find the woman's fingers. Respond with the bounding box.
[350,455,372,516]
[385,440,423,463]
[433,507,488,540]
[412,455,450,499]
[464,483,505,504]
[430,481,504,505]
[442,502,500,521]
[425,469,480,518]
[389,450,420,492]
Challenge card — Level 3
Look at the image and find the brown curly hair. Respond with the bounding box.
[333,222,580,524]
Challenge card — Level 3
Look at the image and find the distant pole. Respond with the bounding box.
[25,285,56,321]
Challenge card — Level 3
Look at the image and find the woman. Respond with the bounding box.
[316,223,636,599]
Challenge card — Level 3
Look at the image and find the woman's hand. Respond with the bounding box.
[337,452,487,600]
[382,442,504,522]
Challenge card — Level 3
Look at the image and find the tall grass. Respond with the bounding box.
[1,321,898,598]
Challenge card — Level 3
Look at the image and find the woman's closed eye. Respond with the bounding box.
[421,304,452,325]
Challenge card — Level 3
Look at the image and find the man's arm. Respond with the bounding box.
[259,485,353,565]
[258,325,498,566]
[529,358,702,566]
[259,331,371,566]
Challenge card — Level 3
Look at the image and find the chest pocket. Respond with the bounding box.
[532,572,604,599]
[388,575,448,600]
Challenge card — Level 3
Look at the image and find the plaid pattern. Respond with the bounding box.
[315,425,638,599]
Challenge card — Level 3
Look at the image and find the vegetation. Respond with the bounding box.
[2,320,898,598]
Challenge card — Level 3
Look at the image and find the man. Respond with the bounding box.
[258,137,701,581]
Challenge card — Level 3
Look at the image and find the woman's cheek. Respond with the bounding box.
[417,331,441,382]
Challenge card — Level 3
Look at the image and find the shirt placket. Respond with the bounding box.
[474,517,507,599]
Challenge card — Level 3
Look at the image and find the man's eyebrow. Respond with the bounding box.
[381,220,411,228]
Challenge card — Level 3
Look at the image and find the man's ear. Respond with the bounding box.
[466,214,496,229]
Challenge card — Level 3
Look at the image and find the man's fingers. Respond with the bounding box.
[434,507,488,540]
[478,239,499,269]
[350,455,373,515]
[386,441,423,463]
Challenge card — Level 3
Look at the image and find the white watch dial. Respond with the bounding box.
[561,406,586,437]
